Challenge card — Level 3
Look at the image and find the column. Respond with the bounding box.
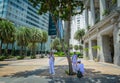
[99,0,106,20]
[90,0,95,26]
[97,34,104,62]
[84,7,89,31]
[89,40,93,60]
[113,21,120,66]
[88,10,91,27]
[118,0,120,7]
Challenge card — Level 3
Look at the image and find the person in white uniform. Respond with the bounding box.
[76,60,85,77]
[48,52,55,75]
[72,52,78,73]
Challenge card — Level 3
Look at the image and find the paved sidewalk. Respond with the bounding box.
[0,57,120,83]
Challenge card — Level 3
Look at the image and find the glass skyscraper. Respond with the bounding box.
[0,0,49,30]
[0,0,51,51]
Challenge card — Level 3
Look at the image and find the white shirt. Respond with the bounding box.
[72,55,77,63]
[77,63,85,74]
[49,55,54,64]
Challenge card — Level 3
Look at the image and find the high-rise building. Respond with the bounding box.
[70,11,85,52]
[0,0,50,51]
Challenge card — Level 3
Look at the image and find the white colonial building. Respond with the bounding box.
[83,0,120,66]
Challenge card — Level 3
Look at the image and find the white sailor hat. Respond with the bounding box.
[77,60,81,63]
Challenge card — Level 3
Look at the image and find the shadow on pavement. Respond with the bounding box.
[0,64,9,68]
[2,65,120,83]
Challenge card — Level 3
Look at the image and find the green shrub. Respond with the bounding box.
[40,55,44,58]
[79,55,83,58]
[2,55,9,59]
[54,54,58,57]
[8,55,15,58]
[70,52,74,56]
[54,52,65,57]
[16,56,24,60]
[77,52,83,58]
[0,56,6,61]
[30,55,36,59]
[70,52,83,58]
[59,52,65,57]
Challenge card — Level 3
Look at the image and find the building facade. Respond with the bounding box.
[70,12,85,52]
[83,0,120,66]
[0,0,51,51]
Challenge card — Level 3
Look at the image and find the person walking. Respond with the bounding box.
[48,52,55,75]
[72,52,78,73]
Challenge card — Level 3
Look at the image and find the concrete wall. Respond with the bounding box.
[89,40,93,60]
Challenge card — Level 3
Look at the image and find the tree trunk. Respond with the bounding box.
[20,46,23,56]
[0,40,2,55]
[41,43,42,56]
[43,43,45,53]
[11,43,14,56]
[5,43,8,56]
[66,20,73,75]
[79,40,81,53]
[25,47,27,56]
[23,46,26,56]
[32,43,36,56]
[52,15,73,75]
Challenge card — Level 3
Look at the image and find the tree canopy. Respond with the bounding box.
[29,0,84,20]
[29,0,85,75]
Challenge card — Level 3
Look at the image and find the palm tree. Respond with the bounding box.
[40,30,48,54]
[0,20,16,55]
[16,27,31,56]
[29,28,42,56]
[74,45,79,51]
[0,20,2,55]
[74,29,85,52]
[9,31,16,56]
[51,37,60,50]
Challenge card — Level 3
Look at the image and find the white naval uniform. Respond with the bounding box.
[72,54,77,73]
[77,63,85,75]
[49,55,55,74]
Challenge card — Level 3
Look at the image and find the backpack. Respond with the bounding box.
[77,70,83,78]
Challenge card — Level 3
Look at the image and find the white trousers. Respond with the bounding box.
[72,62,77,73]
[49,62,55,74]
